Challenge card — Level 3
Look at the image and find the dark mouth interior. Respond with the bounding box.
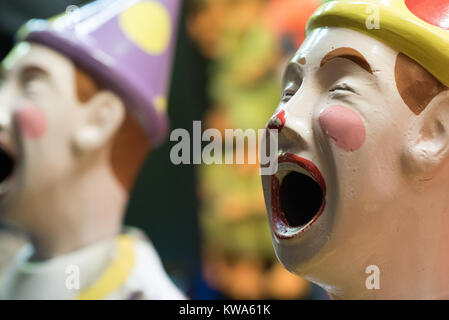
[0,146,14,184]
[279,171,323,227]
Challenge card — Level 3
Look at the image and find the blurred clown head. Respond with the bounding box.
[0,0,180,235]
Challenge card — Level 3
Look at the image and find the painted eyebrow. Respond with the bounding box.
[320,47,373,74]
[18,65,50,85]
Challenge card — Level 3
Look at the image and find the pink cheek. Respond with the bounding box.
[16,106,48,140]
[318,105,366,152]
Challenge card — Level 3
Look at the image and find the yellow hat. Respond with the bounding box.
[306,0,449,86]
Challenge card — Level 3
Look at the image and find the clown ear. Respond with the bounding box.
[402,90,449,184]
[72,91,125,154]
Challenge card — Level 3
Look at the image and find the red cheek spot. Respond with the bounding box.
[267,109,286,131]
[16,106,47,140]
[319,105,366,152]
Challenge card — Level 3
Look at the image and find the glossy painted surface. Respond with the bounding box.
[405,0,449,29]
[262,27,449,299]
[307,0,449,88]
[267,109,286,131]
[319,105,366,152]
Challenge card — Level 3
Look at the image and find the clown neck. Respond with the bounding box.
[25,155,127,262]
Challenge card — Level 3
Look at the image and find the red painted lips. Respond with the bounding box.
[271,153,326,239]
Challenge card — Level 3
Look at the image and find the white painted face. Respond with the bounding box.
[262,27,449,298]
[0,42,124,231]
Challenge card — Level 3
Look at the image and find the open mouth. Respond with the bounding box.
[271,153,326,239]
[0,142,16,194]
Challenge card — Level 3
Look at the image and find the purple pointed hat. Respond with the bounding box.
[17,0,182,146]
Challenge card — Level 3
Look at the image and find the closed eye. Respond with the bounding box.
[281,86,297,102]
[281,62,303,103]
[18,66,50,98]
[329,83,357,94]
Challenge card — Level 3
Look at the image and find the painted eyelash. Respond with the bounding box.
[283,91,295,97]
[281,82,301,101]
[329,83,357,93]
[281,91,296,103]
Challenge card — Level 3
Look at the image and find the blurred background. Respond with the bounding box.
[0,0,331,300]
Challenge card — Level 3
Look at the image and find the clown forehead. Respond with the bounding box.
[288,27,399,79]
[2,42,76,91]
[285,27,448,115]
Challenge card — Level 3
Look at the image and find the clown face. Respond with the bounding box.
[0,42,124,232]
[262,27,449,298]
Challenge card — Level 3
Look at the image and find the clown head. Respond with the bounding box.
[0,0,179,260]
[262,0,449,299]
